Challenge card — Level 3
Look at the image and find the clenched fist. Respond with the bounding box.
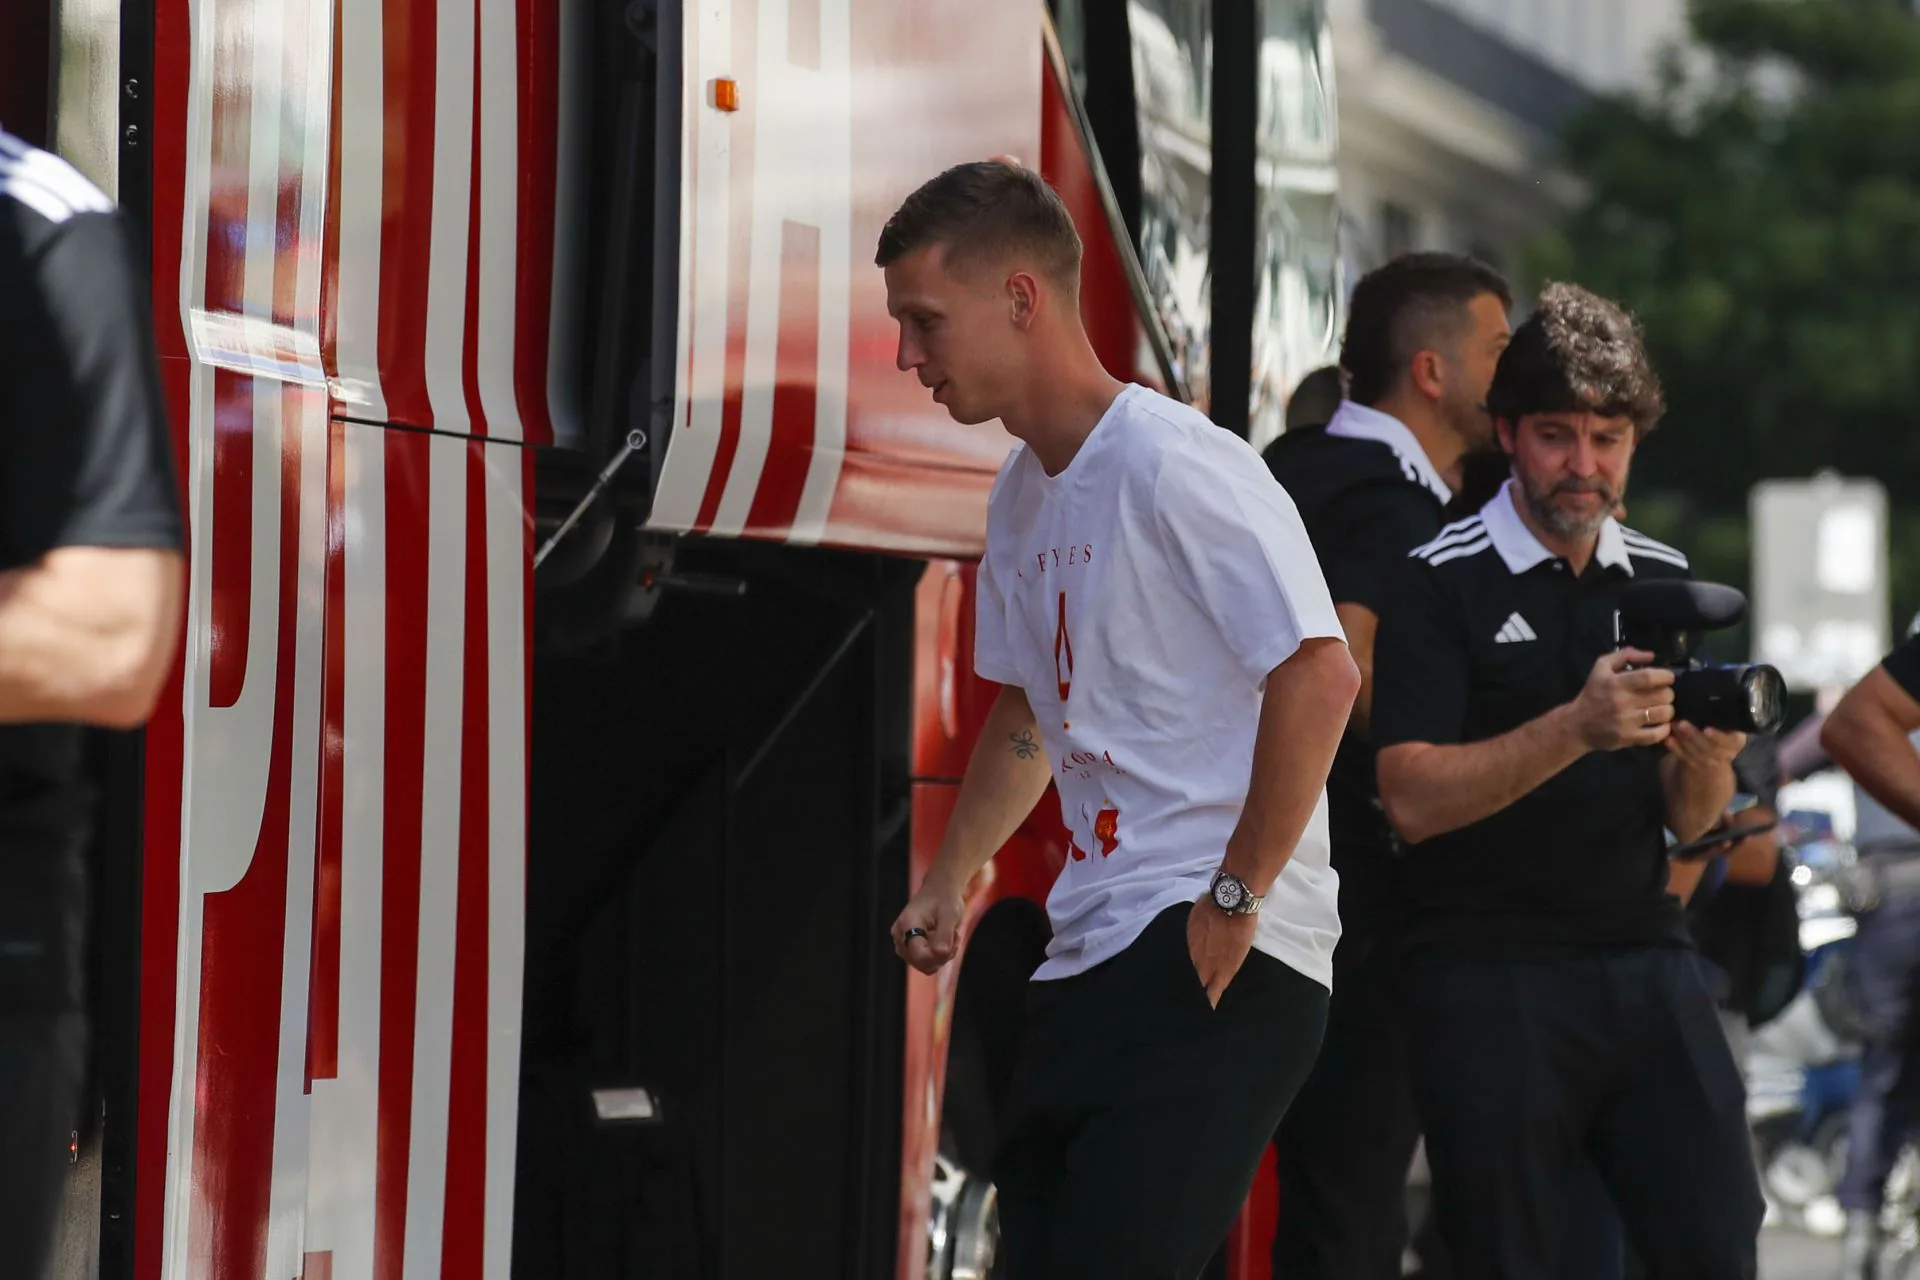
[891,875,966,975]
[1570,649,1676,752]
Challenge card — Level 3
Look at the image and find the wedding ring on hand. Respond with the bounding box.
[903,927,927,941]
[1643,707,1652,726]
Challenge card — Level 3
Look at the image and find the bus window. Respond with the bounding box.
[1249,0,1341,450]
[1128,0,1214,415]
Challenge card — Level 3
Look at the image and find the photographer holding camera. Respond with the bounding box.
[1371,283,1767,1277]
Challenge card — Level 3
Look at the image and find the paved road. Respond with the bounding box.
[1391,1179,1850,1277]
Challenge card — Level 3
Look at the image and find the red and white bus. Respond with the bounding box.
[9,0,1342,1275]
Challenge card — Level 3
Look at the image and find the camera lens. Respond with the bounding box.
[1672,663,1787,734]
[1741,664,1786,734]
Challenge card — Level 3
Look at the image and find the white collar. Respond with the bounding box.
[1480,479,1634,576]
[1323,401,1453,504]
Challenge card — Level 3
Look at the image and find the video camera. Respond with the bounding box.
[1615,580,1787,735]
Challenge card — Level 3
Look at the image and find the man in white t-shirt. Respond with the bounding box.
[879,160,1359,1279]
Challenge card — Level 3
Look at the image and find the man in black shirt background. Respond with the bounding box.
[1819,634,1920,1278]
[1371,282,1765,1277]
[0,126,184,1275]
[1262,252,1511,1278]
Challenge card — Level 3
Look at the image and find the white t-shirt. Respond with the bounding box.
[976,383,1346,989]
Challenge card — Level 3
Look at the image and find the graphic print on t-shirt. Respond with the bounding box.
[1026,543,1094,716]
[1055,590,1074,704]
[1066,799,1124,862]
[971,383,1347,988]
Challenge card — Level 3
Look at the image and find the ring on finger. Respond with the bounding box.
[903,927,927,941]
[1643,707,1652,726]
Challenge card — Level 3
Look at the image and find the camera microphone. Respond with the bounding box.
[1616,580,1786,734]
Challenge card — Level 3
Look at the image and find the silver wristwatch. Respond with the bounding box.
[1209,869,1264,916]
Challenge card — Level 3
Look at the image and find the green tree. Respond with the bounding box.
[1529,0,1920,633]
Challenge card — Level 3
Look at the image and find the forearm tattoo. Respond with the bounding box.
[1010,730,1040,760]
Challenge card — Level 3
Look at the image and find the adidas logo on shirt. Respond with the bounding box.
[1495,613,1537,644]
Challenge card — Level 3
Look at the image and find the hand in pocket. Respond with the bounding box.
[1185,900,1257,1009]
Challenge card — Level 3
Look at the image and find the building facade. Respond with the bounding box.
[1328,0,1685,286]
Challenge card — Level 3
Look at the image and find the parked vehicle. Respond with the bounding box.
[11,1,1344,1276]
[1744,800,1920,1247]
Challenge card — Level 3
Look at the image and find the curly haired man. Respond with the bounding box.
[1370,283,1766,1278]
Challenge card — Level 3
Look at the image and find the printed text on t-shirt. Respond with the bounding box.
[1014,543,1097,579]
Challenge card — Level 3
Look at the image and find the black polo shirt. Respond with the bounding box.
[1883,633,1920,701]
[0,133,178,578]
[1263,402,1450,936]
[1371,481,1696,958]
[0,143,181,787]
[0,132,181,1009]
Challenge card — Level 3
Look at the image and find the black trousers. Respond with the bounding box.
[0,1011,86,1272]
[1411,1147,1627,1280]
[1403,946,1763,1280]
[993,903,1329,1280]
[0,821,91,1280]
[1272,936,1628,1280]
[1271,930,1421,1280]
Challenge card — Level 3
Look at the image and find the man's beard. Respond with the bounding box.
[1519,473,1620,539]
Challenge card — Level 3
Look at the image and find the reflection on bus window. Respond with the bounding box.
[1053,0,1092,104]
[53,0,121,199]
[1130,0,1213,416]
[1248,0,1341,451]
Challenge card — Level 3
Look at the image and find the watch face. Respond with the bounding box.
[1213,876,1244,910]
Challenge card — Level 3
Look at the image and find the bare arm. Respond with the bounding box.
[1668,834,1777,904]
[1378,706,1590,847]
[1188,637,1358,1006]
[922,684,1053,895]
[1335,602,1377,736]
[1220,637,1362,893]
[1663,805,1780,903]
[1823,667,1920,830]
[1668,833,1775,903]
[892,684,1053,973]
[1377,649,1676,846]
[1722,811,1781,886]
[1659,724,1745,844]
[0,547,183,728]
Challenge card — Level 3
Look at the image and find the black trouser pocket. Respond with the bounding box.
[1142,902,1217,1016]
[994,904,1330,1280]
